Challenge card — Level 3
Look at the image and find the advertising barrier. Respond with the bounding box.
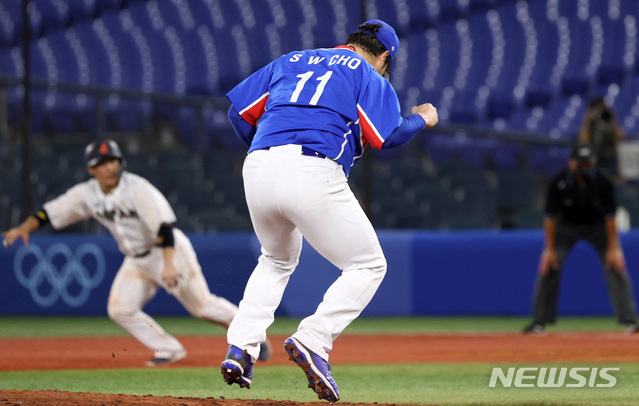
[1,230,638,317]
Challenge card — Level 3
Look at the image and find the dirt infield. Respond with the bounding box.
[1,332,638,405]
[0,389,414,406]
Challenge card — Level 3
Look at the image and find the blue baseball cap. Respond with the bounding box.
[357,19,400,79]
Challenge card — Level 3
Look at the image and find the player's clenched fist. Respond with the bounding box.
[412,103,438,128]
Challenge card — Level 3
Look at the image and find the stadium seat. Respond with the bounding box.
[100,11,145,90]
[65,0,99,23]
[31,0,70,34]
[491,3,526,98]
[365,0,409,36]
[467,10,493,71]
[310,0,358,47]
[430,24,461,106]
[154,0,191,31]
[3,0,639,231]
[181,27,220,95]
[72,20,111,86]
[596,16,628,86]
[400,32,433,97]
[488,141,522,171]
[0,0,19,47]
[468,0,498,14]
[36,29,90,134]
[439,0,469,21]
[486,94,515,120]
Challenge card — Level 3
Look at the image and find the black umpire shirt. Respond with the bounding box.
[545,168,617,226]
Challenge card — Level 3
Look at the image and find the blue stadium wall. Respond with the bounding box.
[2,230,639,318]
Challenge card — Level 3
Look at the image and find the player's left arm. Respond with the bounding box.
[158,223,179,288]
[226,58,279,147]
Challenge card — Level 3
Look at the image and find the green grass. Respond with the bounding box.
[0,315,628,337]
[1,316,636,405]
[1,363,638,405]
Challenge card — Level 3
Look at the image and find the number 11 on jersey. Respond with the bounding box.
[290,71,334,105]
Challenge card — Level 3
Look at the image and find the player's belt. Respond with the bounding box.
[301,146,327,159]
[260,145,326,159]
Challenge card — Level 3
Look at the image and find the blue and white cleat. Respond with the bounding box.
[220,345,253,389]
[284,337,340,402]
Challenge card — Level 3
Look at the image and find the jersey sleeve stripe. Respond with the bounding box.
[357,104,384,149]
[239,92,270,126]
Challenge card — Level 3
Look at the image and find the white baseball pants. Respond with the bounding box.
[107,229,238,358]
[228,144,387,361]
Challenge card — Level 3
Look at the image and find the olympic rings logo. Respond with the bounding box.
[13,243,106,308]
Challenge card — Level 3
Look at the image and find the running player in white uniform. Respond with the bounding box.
[2,139,271,366]
[221,20,438,402]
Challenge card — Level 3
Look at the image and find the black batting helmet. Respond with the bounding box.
[84,139,124,167]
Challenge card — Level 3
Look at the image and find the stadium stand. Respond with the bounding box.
[2,0,639,232]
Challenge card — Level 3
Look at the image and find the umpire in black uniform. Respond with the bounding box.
[523,144,638,333]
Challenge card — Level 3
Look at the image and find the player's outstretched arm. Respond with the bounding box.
[411,103,438,128]
[2,216,40,247]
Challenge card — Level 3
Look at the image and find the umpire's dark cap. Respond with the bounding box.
[570,144,595,162]
[85,139,123,167]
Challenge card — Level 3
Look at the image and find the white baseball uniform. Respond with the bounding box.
[43,171,238,358]
[230,145,387,361]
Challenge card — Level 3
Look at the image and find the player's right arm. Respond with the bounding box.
[226,58,279,146]
[228,104,257,148]
[2,209,48,247]
[3,183,92,247]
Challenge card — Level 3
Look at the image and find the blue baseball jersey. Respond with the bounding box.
[227,46,418,175]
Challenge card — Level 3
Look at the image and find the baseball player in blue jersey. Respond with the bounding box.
[220,20,438,402]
